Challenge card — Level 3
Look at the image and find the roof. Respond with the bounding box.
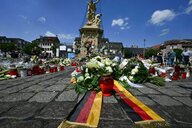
[32,36,60,43]
[151,44,162,50]
[164,39,192,45]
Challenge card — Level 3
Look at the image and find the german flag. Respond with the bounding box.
[58,91,102,128]
[113,80,165,125]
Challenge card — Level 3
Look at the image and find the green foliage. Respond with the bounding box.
[123,59,150,84]
[150,76,165,86]
[124,49,132,58]
[22,42,42,55]
[0,43,17,52]
[112,65,123,80]
[51,43,58,56]
[145,48,159,58]
[74,75,100,93]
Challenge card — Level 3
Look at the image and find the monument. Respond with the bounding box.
[75,0,103,58]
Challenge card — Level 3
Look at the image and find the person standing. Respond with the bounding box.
[168,50,176,66]
[157,52,163,65]
[181,49,190,66]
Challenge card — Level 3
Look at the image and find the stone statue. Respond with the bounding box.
[94,14,102,27]
[87,0,100,25]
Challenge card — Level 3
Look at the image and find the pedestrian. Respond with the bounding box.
[167,50,176,66]
[157,52,163,65]
[181,49,190,66]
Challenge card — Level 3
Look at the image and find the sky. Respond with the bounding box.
[0,0,192,48]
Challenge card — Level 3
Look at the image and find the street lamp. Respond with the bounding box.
[143,39,146,58]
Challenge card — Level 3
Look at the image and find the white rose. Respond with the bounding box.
[112,62,117,67]
[85,68,88,73]
[132,68,138,74]
[77,76,84,82]
[106,66,113,73]
[85,73,90,77]
[135,66,139,69]
[131,70,136,75]
[98,62,105,67]
[129,76,134,81]
[104,58,112,66]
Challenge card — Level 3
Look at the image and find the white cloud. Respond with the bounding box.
[189,0,192,5]
[149,9,176,26]
[58,34,75,40]
[38,17,46,24]
[19,15,27,20]
[19,15,30,24]
[112,18,130,30]
[45,31,56,37]
[45,31,75,40]
[185,6,192,14]
[185,0,192,14]
[159,28,170,36]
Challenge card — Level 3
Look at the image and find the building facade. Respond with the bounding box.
[162,39,192,52]
[32,36,60,57]
[0,36,29,49]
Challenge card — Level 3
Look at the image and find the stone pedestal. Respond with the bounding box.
[78,25,103,58]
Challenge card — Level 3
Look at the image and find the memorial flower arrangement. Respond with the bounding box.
[122,59,165,86]
[70,56,118,93]
[0,66,12,80]
[70,57,165,93]
[60,58,71,66]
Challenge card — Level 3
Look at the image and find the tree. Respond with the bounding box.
[124,49,132,58]
[145,48,159,58]
[51,43,57,57]
[22,41,42,55]
[0,43,17,52]
[173,48,183,63]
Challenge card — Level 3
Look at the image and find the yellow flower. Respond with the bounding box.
[70,77,77,84]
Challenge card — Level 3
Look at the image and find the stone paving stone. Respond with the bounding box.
[0,102,44,120]
[56,78,71,83]
[171,87,192,94]
[179,83,192,88]
[134,96,156,106]
[137,87,161,94]
[0,84,16,90]
[29,92,58,102]
[129,88,144,96]
[0,93,7,98]
[56,90,78,102]
[21,84,49,92]
[148,105,175,127]
[148,95,183,106]
[173,97,192,107]
[162,106,192,124]
[77,93,85,102]
[38,80,57,86]
[36,102,75,120]
[44,84,67,92]
[0,84,33,94]
[0,119,43,128]
[43,119,62,128]
[0,93,34,102]
[0,102,14,114]
[157,88,183,96]
[103,95,118,103]
[100,103,128,120]
[98,119,133,128]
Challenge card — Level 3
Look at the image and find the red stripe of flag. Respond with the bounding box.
[114,85,153,121]
[75,91,97,123]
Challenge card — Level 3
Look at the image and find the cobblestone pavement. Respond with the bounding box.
[0,67,192,128]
